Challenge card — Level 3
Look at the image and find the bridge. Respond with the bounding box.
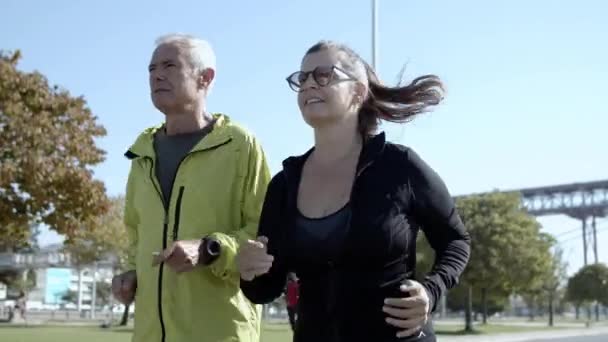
[519,180,608,218]
[519,179,608,266]
[459,179,608,266]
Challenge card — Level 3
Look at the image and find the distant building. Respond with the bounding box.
[0,243,116,311]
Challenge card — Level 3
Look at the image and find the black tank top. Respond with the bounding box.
[293,203,351,265]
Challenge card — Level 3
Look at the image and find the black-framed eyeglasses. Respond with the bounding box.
[286,65,357,92]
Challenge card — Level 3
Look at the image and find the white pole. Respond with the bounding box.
[91,262,97,319]
[372,0,379,70]
[77,268,83,312]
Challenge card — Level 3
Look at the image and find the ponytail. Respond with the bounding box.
[359,63,444,137]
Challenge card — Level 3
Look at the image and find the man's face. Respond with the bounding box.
[148,43,200,114]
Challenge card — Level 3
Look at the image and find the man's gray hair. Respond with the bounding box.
[155,33,216,84]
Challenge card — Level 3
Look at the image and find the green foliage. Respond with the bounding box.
[566,263,608,306]
[0,50,108,248]
[63,196,128,267]
[456,191,550,294]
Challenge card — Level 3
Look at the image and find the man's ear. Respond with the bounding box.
[199,68,215,89]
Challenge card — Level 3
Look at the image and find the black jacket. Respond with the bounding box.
[241,133,470,342]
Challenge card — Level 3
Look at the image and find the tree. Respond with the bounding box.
[446,284,510,317]
[61,289,78,304]
[543,247,568,326]
[566,264,608,321]
[516,233,556,322]
[9,268,37,295]
[415,232,434,279]
[566,275,586,320]
[0,50,108,249]
[455,191,548,330]
[63,196,128,265]
[0,224,43,286]
[94,281,112,307]
[62,196,130,324]
[416,217,510,320]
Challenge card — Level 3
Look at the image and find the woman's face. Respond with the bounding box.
[288,49,362,128]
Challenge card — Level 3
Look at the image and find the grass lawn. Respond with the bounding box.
[0,325,292,342]
[0,322,570,342]
[0,325,134,342]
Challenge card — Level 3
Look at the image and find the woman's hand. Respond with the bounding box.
[383,280,430,338]
[237,236,274,281]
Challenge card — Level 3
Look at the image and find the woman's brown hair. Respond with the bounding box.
[306,41,445,137]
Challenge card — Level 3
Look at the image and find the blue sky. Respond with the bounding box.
[2,0,606,275]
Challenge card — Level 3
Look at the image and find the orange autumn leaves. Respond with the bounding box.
[1,50,109,249]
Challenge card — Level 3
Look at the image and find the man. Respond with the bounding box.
[111,33,270,342]
[285,273,299,332]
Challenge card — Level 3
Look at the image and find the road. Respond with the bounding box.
[529,334,608,342]
[441,327,608,342]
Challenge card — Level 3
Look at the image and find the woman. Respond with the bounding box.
[237,41,470,341]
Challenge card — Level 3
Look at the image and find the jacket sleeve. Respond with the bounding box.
[240,172,289,304]
[205,136,271,285]
[124,164,139,271]
[407,148,471,313]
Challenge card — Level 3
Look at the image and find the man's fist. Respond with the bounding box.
[112,270,137,305]
[154,239,203,273]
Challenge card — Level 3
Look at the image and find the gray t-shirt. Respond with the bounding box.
[153,123,214,208]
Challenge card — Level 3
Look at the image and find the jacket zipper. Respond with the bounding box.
[145,157,168,342]
[326,160,373,338]
[146,138,232,342]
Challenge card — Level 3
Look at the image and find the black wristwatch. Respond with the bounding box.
[198,236,221,266]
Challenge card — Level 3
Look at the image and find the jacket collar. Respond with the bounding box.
[281,132,387,177]
[124,113,232,160]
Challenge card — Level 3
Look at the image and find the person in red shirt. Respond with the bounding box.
[285,273,299,331]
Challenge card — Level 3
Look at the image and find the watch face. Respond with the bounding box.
[208,240,220,255]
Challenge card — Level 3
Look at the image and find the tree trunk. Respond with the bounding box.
[119,304,130,326]
[481,288,488,325]
[465,285,474,332]
[576,305,580,320]
[548,291,554,327]
[595,303,600,322]
[529,300,535,321]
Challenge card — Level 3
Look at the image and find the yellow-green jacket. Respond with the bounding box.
[123,114,271,342]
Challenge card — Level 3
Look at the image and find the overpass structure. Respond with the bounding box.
[459,179,608,266]
[519,179,608,265]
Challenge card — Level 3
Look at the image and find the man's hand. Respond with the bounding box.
[383,280,430,338]
[112,270,137,305]
[237,236,274,281]
[154,239,202,273]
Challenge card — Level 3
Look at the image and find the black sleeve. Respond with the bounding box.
[406,148,471,313]
[240,172,289,304]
